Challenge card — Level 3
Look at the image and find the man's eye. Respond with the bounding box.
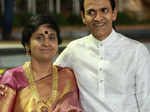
[101,8,109,13]
[87,9,96,15]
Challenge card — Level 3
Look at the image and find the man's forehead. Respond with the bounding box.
[84,0,111,8]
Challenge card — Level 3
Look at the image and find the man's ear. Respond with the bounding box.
[112,8,118,21]
[80,11,86,25]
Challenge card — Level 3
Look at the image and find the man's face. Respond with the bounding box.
[81,0,117,40]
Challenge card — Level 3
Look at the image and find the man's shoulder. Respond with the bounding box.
[116,31,142,46]
[68,35,90,47]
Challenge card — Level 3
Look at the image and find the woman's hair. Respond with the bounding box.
[21,15,62,50]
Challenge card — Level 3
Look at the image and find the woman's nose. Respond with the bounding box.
[43,38,50,46]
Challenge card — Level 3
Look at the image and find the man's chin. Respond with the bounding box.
[92,31,108,40]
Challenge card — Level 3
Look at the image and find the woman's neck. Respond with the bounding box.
[30,58,53,81]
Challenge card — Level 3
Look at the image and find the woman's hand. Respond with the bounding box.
[0,84,7,97]
[0,84,16,112]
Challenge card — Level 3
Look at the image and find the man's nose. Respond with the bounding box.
[94,12,103,21]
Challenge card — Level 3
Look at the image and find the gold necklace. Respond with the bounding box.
[23,62,58,112]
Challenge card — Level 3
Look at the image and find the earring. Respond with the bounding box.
[26,46,30,56]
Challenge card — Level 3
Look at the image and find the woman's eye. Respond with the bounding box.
[48,34,56,40]
[36,36,44,40]
[101,8,108,13]
[49,36,56,40]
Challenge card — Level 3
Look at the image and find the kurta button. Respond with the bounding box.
[100,80,104,83]
[99,68,102,71]
[100,44,103,46]
[97,44,99,48]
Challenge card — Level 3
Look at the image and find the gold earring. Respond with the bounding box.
[26,46,30,56]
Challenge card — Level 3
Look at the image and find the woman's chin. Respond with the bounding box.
[36,56,53,62]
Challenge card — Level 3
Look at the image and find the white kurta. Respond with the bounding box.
[55,29,150,112]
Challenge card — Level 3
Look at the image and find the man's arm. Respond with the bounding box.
[135,44,150,112]
[54,44,73,68]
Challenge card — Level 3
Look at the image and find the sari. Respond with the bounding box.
[0,62,82,112]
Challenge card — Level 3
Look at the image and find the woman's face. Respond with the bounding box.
[28,24,58,62]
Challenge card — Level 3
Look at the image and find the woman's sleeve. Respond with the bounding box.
[0,71,17,112]
[54,69,83,112]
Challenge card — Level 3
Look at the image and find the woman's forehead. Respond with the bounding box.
[36,25,56,34]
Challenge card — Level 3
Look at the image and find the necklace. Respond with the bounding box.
[23,62,58,112]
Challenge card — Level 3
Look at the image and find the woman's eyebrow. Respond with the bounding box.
[37,33,44,36]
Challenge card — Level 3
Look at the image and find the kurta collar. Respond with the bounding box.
[89,29,117,46]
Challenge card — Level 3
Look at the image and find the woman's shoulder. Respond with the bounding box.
[2,66,24,78]
[6,66,23,73]
[56,66,78,90]
[57,65,73,72]
[0,66,28,90]
[56,66,75,79]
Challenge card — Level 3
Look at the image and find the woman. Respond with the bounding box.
[0,15,82,112]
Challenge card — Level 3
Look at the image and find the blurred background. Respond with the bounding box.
[0,0,150,73]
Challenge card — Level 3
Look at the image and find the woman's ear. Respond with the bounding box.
[25,44,30,56]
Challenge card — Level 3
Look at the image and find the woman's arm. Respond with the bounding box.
[54,68,82,112]
[0,84,16,112]
[54,90,82,112]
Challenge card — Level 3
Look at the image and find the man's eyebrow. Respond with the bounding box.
[88,8,95,11]
[86,8,94,10]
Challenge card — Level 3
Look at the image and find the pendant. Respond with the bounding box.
[40,106,49,112]
[32,110,37,112]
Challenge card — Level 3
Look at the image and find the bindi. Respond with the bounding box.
[44,30,49,34]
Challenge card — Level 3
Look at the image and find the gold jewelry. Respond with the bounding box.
[25,46,30,56]
[23,62,58,112]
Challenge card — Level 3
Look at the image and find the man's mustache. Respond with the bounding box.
[93,20,107,27]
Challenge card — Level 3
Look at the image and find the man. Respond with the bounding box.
[55,0,150,111]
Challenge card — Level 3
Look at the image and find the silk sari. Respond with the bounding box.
[0,62,82,112]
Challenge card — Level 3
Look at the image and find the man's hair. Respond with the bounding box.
[79,0,116,14]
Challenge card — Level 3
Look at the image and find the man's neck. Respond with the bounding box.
[93,29,113,41]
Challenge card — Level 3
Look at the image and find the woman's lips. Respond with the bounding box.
[40,48,51,52]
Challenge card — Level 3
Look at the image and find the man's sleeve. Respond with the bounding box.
[135,43,150,112]
[54,44,73,68]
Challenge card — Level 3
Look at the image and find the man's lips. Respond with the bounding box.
[93,22,105,27]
